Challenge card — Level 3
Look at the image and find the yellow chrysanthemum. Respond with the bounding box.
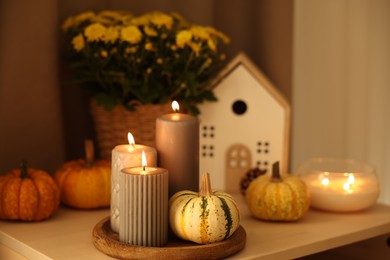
[150,12,173,29]
[71,34,85,52]
[74,11,95,24]
[207,39,216,52]
[101,50,108,58]
[125,47,137,53]
[91,16,113,26]
[144,26,158,37]
[103,27,119,43]
[190,26,210,41]
[62,17,75,31]
[206,27,230,44]
[131,14,151,26]
[171,12,189,27]
[176,30,192,48]
[84,23,106,42]
[99,11,124,20]
[145,42,153,51]
[98,11,133,24]
[61,11,94,31]
[121,25,142,44]
[189,42,202,56]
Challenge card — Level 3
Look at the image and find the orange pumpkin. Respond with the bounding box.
[0,161,60,221]
[54,140,111,209]
[245,161,310,221]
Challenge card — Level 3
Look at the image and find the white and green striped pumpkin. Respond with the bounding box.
[245,161,310,221]
[169,172,240,244]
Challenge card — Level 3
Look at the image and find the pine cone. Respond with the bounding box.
[240,167,267,195]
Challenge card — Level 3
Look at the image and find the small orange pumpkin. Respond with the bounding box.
[54,140,111,209]
[0,161,60,221]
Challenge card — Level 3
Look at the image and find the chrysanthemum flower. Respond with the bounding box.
[144,26,158,37]
[121,25,142,44]
[84,23,106,42]
[176,30,192,48]
[150,12,173,29]
[191,26,210,41]
[71,34,85,51]
[103,27,119,43]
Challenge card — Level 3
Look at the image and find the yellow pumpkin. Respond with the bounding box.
[245,161,310,221]
[0,161,60,221]
[169,172,240,244]
[54,140,111,209]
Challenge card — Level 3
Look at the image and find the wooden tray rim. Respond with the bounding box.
[92,216,246,259]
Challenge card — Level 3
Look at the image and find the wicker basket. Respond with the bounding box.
[90,99,172,160]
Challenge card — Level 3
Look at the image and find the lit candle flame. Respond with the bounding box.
[343,181,351,191]
[342,173,354,193]
[172,100,179,112]
[347,173,355,184]
[141,151,147,172]
[128,132,135,149]
[321,177,330,186]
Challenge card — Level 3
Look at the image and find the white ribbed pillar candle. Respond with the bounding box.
[119,166,168,247]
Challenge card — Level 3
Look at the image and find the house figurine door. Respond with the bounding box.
[225,144,251,192]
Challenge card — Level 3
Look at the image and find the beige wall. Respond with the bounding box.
[292,0,390,204]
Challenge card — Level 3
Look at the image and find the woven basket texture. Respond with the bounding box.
[90,100,172,160]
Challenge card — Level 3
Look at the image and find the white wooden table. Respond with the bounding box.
[1,193,390,259]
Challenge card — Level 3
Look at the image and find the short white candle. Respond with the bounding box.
[301,170,380,212]
[111,133,157,232]
[119,151,168,247]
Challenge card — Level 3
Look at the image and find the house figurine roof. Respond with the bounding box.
[198,52,291,192]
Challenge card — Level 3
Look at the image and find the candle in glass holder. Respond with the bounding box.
[156,101,199,197]
[119,151,168,247]
[111,132,157,232]
[296,158,380,212]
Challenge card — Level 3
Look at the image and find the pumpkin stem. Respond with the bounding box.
[272,161,282,182]
[199,172,212,196]
[85,139,94,167]
[20,160,29,178]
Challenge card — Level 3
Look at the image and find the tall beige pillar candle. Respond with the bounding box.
[111,133,157,232]
[119,162,168,246]
[156,101,199,197]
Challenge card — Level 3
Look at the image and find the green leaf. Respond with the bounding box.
[94,93,119,111]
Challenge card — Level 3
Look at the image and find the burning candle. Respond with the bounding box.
[111,132,157,232]
[119,151,168,247]
[156,101,199,197]
[296,158,380,212]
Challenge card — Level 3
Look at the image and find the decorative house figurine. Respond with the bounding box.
[198,53,291,193]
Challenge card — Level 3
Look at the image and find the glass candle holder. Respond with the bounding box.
[296,158,380,212]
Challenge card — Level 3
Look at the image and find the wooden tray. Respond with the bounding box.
[92,217,246,259]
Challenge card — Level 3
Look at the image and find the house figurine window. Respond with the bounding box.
[198,53,291,193]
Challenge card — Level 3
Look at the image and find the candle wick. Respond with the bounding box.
[143,165,146,172]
